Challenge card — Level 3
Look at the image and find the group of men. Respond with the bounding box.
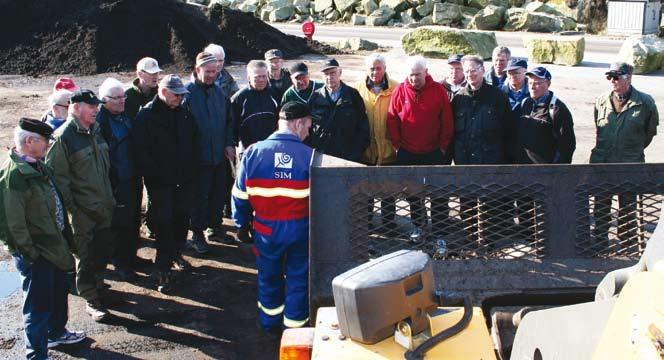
[0,41,660,359]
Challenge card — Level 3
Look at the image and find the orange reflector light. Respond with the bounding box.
[280,327,314,360]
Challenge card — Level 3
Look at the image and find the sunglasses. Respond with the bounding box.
[606,74,623,81]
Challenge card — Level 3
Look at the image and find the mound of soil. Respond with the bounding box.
[0,0,338,76]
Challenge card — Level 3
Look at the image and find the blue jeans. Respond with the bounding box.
[13,254,69,360]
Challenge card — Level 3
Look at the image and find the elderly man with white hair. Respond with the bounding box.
[1,118,86,360]
[41,89,73,130]
[204,43,239,98]
[96,77,141,281]
[387,55,454,243]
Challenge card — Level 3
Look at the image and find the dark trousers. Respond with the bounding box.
[13,255,69,360]
[594,193,639,251]
[113,178,140,270]
[396,148,449,235]
[223,158,235,218]
[190,163,226,232]
[148,184,193,272]
[70,213,113,302]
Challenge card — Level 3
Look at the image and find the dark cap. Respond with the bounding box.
[526,66,552,80]
[158,74,189,95]
[69,89,105,105]
[320,58,340,72]
[290,62,309,77]
[605,62,633,76]
[506,58,528,71]
[19,117,55,139]
[447,54,463,64]
[280,101,311,121]
[265,49,284,60]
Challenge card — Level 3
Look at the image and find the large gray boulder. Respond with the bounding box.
[314,0,334,13]
[360,0,378,14]
[337,37,380,50]
[467,0,508,9]
[351,13,367,24]
[416,0,434,17]
[334,0,359,12]
[617,35,664,74]
[366,6,396,25]
[380,0,412,13]
[432,3,462,25]
[401,26,498,59]
[524,35,585,66]
[525,1,564,16]
[505,7,576,32]
[269,5,295,20]
[238,0,259,12]
[467,4,506,30]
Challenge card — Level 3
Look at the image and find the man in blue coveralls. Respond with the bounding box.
[232,101,313,334]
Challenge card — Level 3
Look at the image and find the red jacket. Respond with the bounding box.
[387,75,454,154]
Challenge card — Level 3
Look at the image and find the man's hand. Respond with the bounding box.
[225,146,236,161]
[237,226,253,244]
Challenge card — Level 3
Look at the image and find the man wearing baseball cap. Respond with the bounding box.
[46,90,116,322]
[265,49,292,103]
[281,62,323,105]
[184,52,236,252]
[440,54,466,100]
[132,75,199,293]
[125,57,162,121]
[502,58,530,114]
[590,62,659,253]
[232,101,313,335]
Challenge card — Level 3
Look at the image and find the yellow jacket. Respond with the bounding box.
[354,75,399,165]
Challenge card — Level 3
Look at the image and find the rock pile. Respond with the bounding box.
[201,0,583,32]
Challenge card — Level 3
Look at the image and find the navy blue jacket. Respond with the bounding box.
[230,86,279,150]
[184,78,234,165]
[97,106,136,188]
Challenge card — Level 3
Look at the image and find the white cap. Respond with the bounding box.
[136,57,162,74]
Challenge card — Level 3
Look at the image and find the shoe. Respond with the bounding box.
[207,227,236,244]
[117,268,137,282]
[409,227,425,244]
[86,300,109,322]
[172,256,191,271]
[132,257,153,269]
[157,272,172,294]
[96,280,111,290]
[48,329,86,348]
[191,231,210,254]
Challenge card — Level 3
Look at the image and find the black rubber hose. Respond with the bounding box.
[404,296,473,360]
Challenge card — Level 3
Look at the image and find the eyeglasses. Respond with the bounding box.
[463,67,482,75]
[55,104,69,108]
[107,95,127,101]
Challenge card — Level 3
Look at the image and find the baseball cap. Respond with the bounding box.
[159,74,189,95]
[447,54,463,64]
[290,62,309,77]
[526,66,552,80]
[265,49,284,60]
[280,101,311,120]
[69,89,106,105]
[605,62,633,76]
[506,58,528,71]
[53,77,79,92]
[195,52,217,68]
[136,57,162,74]
[320,58,340,72]
[19,117,55,140]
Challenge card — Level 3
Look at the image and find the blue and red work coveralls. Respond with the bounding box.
[232,131,313,330]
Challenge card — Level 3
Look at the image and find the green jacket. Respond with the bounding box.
[46,116,115,230]
[125,78,157,121]
[590,87,659,163]
[0,151,75,270]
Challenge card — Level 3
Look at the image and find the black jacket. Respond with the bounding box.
[452,82,514,165]
[132,95,199,187]
[514,92,576,164]
[230,86,279,149]
[309,82,370,162]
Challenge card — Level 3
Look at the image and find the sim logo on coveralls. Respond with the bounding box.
[275,152,293,169]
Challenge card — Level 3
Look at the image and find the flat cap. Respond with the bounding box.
[19,117,54,139]
[70,89,105,105]
[159,74,189,95]
[320,58,340,72]
[526,66,552,80]
[605,62,633,76]
[280,101,311,120]
[265,49,284,60]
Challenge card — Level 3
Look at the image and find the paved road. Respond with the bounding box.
[273,23,624,59]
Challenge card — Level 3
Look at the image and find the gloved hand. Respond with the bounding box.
[237,226,253,244]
